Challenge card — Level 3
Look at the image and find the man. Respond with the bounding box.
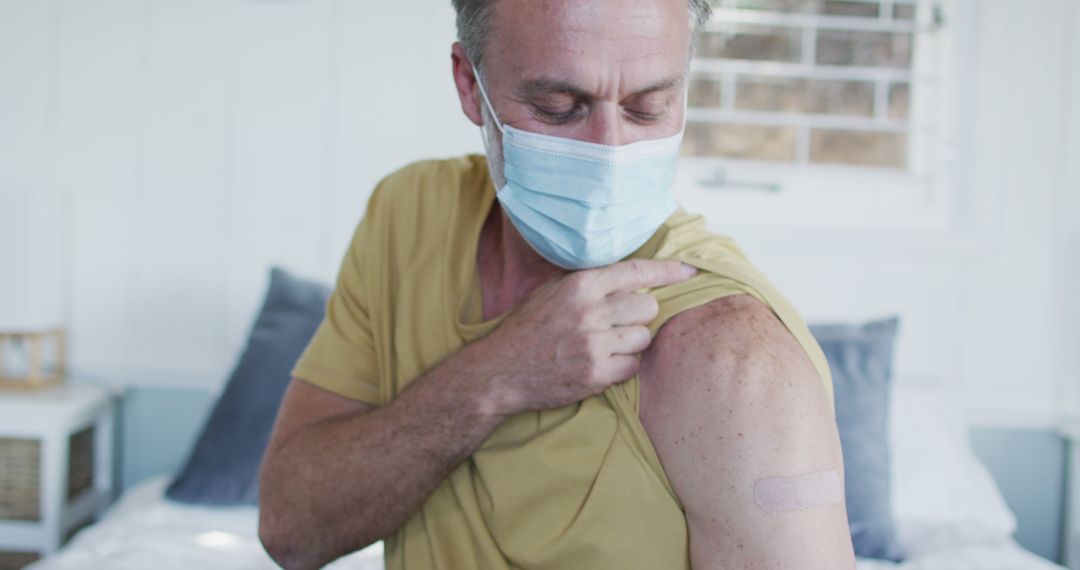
[258,0,855,568]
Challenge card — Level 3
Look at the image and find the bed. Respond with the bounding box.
[21,474,1058,570]
[22,271,1067,569]
[25,380,1064,570]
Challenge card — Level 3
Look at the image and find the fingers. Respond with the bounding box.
[602,291,660,326]
[588,259,698,295]
[594,325,652,356]
[599,354,643,385]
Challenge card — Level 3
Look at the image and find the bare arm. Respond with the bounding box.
[639,294,855,569]
[257,259,697,569]
[258,345,507,570]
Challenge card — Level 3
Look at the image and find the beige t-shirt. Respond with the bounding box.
[292,154,833,569]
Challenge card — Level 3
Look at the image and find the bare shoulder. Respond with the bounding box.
[638,293,854,567]
[639,293,823,416]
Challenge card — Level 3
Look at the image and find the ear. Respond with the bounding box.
[451,42,484,127]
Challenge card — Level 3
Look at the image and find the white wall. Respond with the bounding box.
[0,0,480,388]
[1059,0,1080,421]
[0,2,65,330]
[0,0,1076,427]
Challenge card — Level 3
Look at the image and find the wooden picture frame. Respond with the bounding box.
[0,330,66,390]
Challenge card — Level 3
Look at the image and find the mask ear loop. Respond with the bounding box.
[472,64,505,134]
[677,81,691,135]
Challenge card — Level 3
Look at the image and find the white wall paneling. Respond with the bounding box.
[0,1,64,329]
[54,0,146,381]
[957,0,1071,421]
[0,0,1075,428]
[1056,1,1080,420]
[136,0,234,378]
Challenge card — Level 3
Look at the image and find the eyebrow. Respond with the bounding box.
[515,75,683,101]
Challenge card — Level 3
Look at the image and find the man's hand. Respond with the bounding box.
[471,258,697,417]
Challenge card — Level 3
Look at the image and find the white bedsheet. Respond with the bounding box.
[28,476,1062,570]
[856,544,1064,570]
[27,477,382,570]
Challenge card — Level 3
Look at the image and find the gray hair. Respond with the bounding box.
[453,0,715,72]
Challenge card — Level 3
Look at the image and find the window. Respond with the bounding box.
[677,0,959,230]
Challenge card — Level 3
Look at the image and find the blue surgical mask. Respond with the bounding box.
[475,72,685,270]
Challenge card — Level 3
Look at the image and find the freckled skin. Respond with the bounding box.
[639,294,856,568]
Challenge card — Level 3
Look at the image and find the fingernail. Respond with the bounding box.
[681,263,698,277]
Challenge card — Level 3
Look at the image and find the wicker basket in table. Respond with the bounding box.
[0,550,40,570]
[0,425,94,567]
[0,437,40,521]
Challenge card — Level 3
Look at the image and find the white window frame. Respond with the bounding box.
[674,0,967,232]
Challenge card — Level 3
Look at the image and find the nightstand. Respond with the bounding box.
[0,383,120,567]
[1065,420,1079,570]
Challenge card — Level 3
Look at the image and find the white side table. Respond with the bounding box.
[0,383,120,563]
[1063,420,1079,570]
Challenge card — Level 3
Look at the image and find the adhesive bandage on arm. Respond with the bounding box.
[753,470,843,514]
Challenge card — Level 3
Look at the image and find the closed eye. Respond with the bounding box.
[534,103,586,124]
[625,108,663,124]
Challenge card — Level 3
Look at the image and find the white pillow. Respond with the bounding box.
[888,379,1017,555]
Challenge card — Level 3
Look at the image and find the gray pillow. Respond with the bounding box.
[810,317,905,562]
[166,267,330,505]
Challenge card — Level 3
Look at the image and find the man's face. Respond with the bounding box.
[456,0,692,149]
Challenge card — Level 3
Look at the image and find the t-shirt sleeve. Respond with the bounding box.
[291,192,384,405]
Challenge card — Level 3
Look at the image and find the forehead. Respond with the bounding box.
[486,0,692,95]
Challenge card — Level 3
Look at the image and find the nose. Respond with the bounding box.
[584,103,624,146]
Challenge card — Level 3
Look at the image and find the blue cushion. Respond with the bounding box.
[166,267,330,505]
[810,317,905,562]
